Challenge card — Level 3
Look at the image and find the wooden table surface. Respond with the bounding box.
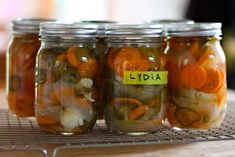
[0,89,235,157]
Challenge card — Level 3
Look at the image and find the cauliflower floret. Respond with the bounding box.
[61,107,84,131]
[79,78,93,89]
[84,92,95,102]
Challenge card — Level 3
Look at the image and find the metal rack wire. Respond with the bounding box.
[0,102,235,157]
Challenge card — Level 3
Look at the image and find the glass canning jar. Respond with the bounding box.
[35,23,99,134]
[6,18,52,117]
[104,24,168,135]
[165,23,227,129]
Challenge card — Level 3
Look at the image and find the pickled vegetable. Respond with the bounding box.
[7,34,40,117]
[35,45,99,134]
[104,46,167,134]
[166,36,227,129]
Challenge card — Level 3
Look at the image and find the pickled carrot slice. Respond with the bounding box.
[67,46,81,68]
[216,85,226,106]
[111,97,143,106]
[197,46,215,66]
[128,105,147,120]
[114,47,142,65]
[113,47,148,76]
[152,118,162,125]
[180,64,207,89]
[72,96,92,111]
[78,59,99,78]
[57,54,67,61]
[37,115,59,125]
[50,86,75,105]
[199,68,222,93]
[148,98,160,107]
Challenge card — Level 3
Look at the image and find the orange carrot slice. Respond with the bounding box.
[199,67,222,93]
[111,97,143,107]
[148,98,160,107]
[128,105,147,120]
[180,64,207,89]
[37,115,59,125]
[197,46,215,66]
[67,46,81,68]
[78,59,99,78]
[57,54,67,61]
[114,47,142,65]
[216,85,226,106]
[50,86,75,105]
[73,97,92,111]
[113,47,148,76]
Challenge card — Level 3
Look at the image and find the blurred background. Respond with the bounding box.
[0,0,235,88]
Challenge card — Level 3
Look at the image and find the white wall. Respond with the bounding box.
[108,0,189,23]
[55,0,189,23]
[56,0,108,22]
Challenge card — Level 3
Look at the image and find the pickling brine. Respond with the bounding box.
[104,24,168,135]
[165,23,227,129]
[35,23,99,134]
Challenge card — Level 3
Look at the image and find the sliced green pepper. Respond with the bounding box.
[203,114,210,123]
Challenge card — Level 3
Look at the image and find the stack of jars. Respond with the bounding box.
[6,18,227,135]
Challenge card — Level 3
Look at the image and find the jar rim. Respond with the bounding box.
[150,19,194,24]
[75,21,117,36]
[166,22,222,36]
[105,23,164,37]
[12,18,55,34]
[40,22,98,38]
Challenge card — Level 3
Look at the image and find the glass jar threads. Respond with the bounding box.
[35,23,99,134]
[165,23,227,129]
[6,18,52,117]
[104,24,168,135]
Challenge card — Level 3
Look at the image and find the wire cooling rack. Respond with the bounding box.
[0,102,235,157]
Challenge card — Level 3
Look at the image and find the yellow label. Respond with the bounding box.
[123,71,168,85]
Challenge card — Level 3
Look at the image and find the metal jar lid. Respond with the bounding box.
[40,22,98,38]
[80,20,117,36]
[166,23,222,37]
[12,18,54,34]
[150,19,194,25]
[105,24,164,37]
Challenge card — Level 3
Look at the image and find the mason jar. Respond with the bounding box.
[165,23,227,129]
[104,24,168,135]
[35,23,99,134]
[6,18,52,117]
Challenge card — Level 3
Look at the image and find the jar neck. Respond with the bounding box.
[106,37,165,47]
[40,37,96,49]
[167,36,221,49]
[13,32,39,39]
